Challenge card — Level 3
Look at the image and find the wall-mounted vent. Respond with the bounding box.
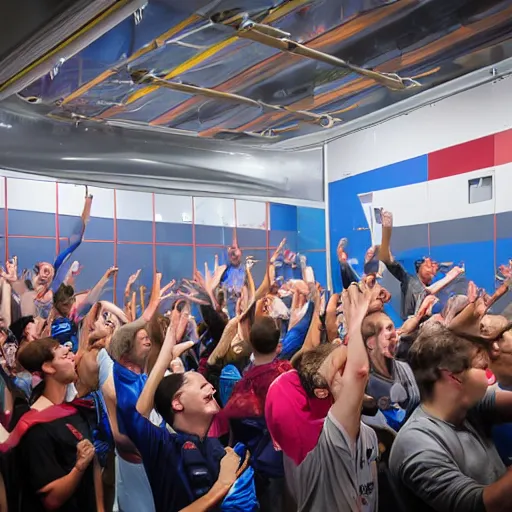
[468,176,493,204]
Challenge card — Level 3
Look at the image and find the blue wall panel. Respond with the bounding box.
[195,225,234,246]
[59,214,114,241]
[117,219,152,243]
[270,204,297,231]
[64,241,115,302]
[9,238,56,271]
[116,243,154,303]
[156,222,193,244]
[156,245,194,284]
[297,207,325,251]
[9,210,55,237]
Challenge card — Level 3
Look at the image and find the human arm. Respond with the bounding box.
[124,269,141,307]
[36,438,95,510]
[320,279,377,441]
[425,266,465,295]
[136,308,193,418]
[178,447,242,512]
[325,293,340,343]
[301,285,322,352]
[0,279,11,328]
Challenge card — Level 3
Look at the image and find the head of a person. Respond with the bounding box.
[249,317,281,356]
[362,312,398,361]
[292,343,337,399]
[53,283,76,318]
[109,323,152,369]
[17,337,76,384]
[10,315,37,344]
[414,257,438,286]
[409,322,489,408]
[33,262,55,287]
[228,242,242,267]
[154,371,219,427]
[486,315,512,381]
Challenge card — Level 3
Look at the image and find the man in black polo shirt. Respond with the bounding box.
[13,338,98,512]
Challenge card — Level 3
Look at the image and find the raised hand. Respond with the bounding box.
[342,277,380,330]
[104,266,118,280]
[318,344,348,401]
[75,439,95,472]
[218,447,241,487]
[270,238,286,264]
[381,209,393,228]
[1,256,18,283]
[126,269,141,289]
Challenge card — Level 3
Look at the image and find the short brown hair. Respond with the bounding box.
[250,317,280,355]
[17,337,60,373]
[292,344,336,397]
[409,322,487,400]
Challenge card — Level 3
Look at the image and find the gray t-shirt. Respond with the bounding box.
[385,260,427,320]
[389,391,506,512]
[285,411,379,512]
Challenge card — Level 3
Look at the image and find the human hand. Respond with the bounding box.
[218,447,241,487]
[342,277,381,330]
[104,267,118,280]
[1,256,18,283]
[75,439,95,472]
[270,238,286,264]
[126,269,141,289]
[318,344,348,401]
[381,209,393,228]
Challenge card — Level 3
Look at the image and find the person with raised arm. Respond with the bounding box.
[266,278,380,511]
[379,209,463,320]
[118,305,256,512]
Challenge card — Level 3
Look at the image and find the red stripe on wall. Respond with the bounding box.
[192,197,196,273]
[428,134,495,181]
[494,128,512,167]
[151,193,157,273]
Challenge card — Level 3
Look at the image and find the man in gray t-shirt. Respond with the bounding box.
[266,280,382,512]
[390,322,512,512]
[390,392,505,512]
[285,412,378,512]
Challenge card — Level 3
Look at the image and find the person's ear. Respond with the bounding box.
[42,361,56,375]
[366,336,376,351]
[172,396,184,412]
[490,341,500,360]
[276,342,282,356]
[313,388,329,399]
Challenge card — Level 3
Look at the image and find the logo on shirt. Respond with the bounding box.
[183,441,197,451]
[66,423,84,441]
[359,481,375,498]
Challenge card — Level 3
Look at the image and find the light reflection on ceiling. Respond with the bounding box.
[16,0,512,143]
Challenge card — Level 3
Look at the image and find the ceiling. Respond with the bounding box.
[7,0,512,145]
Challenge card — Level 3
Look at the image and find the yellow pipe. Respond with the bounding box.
[61,13,200,105]
[0,0,133,93]
[100,0,315,115]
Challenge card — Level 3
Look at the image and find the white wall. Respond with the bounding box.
[327,76,512,182]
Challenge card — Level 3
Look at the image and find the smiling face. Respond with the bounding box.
[172,371,220,419]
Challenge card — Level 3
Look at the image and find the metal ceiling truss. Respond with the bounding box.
[130,70,338,128]
[218,14,421,91]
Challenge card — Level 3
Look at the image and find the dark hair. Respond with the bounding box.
[17,337,60,374]
[9,316,35,344]
[409,322,487,400]
[54,284,75,307]
[414,258,427,274]
[249,317,280,355]
[154,373,186,426]
[292,344,336,397]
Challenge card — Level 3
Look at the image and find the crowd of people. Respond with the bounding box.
[0,190,512,512]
